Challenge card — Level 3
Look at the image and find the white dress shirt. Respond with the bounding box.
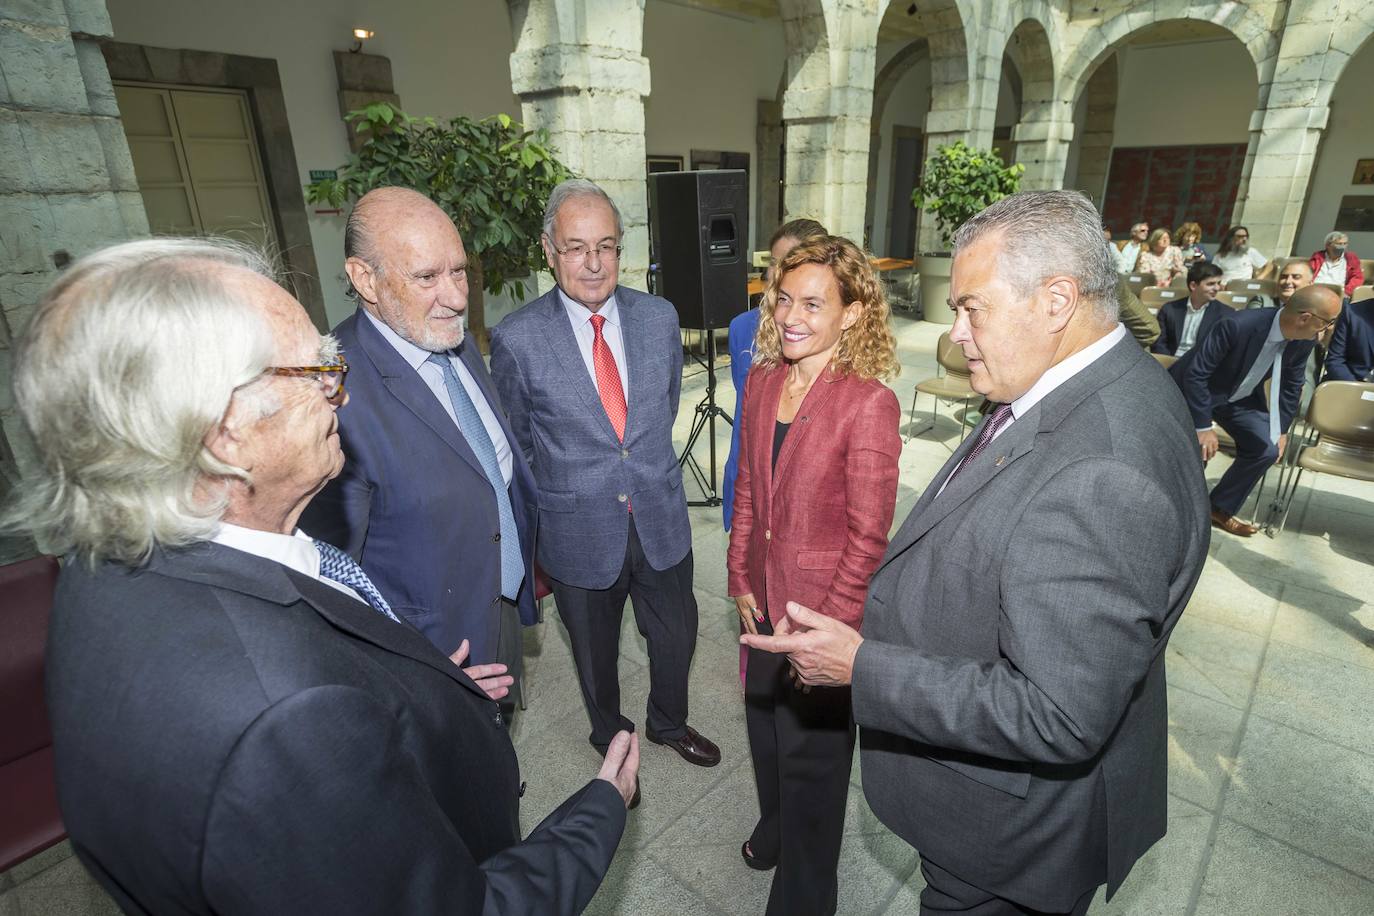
[560,289,630,402]
[364,311,513,485]
[1116,242,1141,274]
[938,324,1128,495]
[211,522,364,604]
[1177,300,1210,356]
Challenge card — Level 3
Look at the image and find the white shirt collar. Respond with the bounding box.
[211,522,322,580]
[1010,324,1128,421]
[558,288,620,328]
[363,309,467,371]
[1265,309,1285,344]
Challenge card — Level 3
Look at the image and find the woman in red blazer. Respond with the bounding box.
[726,235,901,915]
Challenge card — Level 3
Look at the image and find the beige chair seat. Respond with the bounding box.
[917,375,976,400]
[1264,381,1374,533]
[1298,441,1374,480]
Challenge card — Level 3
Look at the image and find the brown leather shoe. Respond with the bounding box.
[1211,508,1258,537]
[646,725,721,767]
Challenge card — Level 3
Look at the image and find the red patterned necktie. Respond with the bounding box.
[944,402,1014,488]
[589,314,627,442]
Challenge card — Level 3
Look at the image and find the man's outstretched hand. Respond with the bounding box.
[596,730,640,809]
[449,639,515,701]
[740,601,863,688]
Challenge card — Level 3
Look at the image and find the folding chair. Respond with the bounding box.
[1262,381,1374,535]
[907,332,979,443]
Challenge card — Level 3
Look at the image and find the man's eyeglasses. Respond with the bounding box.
[267,358,348,406]
[551,242,622,263]
[1301,312,1338,332]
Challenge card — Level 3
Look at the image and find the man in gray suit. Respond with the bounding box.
[491,179,720,778]
[744,191,1210,914]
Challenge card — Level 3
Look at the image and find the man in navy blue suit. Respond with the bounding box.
[303,188,537,712]
[1169,286,1343,536]
[1152,261,1229,357]
[1324,298,1374,382]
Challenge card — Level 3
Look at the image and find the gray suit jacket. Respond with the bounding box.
[852,334,1210,910]
[489,285,691,589]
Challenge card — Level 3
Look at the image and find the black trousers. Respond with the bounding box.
[495,596,522,722]
[550,517,697,748]
[744,646,855,916]
[919,857,1096,916]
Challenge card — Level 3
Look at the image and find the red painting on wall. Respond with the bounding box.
[1101,144,1248,240]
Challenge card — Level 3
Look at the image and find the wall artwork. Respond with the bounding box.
[1353,159,1374,185]
[647,155,684,175]
[1334,195,1374,233]
[1101,144,1247,241]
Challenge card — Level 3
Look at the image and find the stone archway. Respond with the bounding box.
[864,38,929,244]
[1000,18,1062,190]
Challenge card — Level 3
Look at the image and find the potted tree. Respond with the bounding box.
[911,140,1023,324]
[306,103,571,349]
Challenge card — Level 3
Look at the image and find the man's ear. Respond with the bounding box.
[204,407,251,472]
[540,234,557,271]
[1043,276,1079,332]
[344,257,379,305]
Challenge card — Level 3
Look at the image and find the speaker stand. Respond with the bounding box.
[678,330,733,507]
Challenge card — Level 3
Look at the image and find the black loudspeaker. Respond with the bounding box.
[648,169,749,330]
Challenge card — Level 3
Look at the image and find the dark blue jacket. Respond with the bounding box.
[1150,297,1229,356]
[722,307,760,530]
[302,310,538,665]
[1324,300,1374,382]
[1168,308,1313,433]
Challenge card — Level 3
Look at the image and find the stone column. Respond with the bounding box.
[755,98,783,250]
[1069,59,1118,207]
[1,0,149,559]
[1011,114,1074,191]
[507,0,651,290]
[777,0,880,243]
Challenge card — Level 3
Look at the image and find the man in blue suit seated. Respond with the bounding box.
[1169,286,1343,536]
[492,179,721,784]
[303,188,537,715]
[1324,297,1374,382]
[1152,261,1229,358]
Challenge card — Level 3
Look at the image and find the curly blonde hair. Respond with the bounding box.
[752,235,900,381]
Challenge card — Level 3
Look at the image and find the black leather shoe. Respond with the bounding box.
[645,725,721,767]
[741,840,775,871]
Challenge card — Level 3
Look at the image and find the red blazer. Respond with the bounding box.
[1308,250,1364,297]
[726,363,901,629]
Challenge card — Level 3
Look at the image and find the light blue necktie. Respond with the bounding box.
[426,354,523,600]
[314,539,402,623]
[1230,341,1284,443]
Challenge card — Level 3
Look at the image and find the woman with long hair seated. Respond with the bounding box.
[726,235,901,915]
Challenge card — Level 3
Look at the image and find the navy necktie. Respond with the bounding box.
[426,353,524,600]
[315,539,401,623]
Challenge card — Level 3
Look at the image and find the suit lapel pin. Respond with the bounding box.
[994,455,1005,467]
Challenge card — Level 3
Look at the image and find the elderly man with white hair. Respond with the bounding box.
[5,238,636,915]
[744,191,1212,914]
[1308,230,1364,300]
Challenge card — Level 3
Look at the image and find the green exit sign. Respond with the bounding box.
[309,169,337,181]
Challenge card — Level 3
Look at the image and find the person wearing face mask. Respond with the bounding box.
[1308,232,1364,300]
[727,235,901,915]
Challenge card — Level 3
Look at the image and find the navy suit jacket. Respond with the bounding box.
[47,543,624,915]
[490,286,691,590]
[1168,308,1312,433]
[722,307,760,531]
[302,310,537,665]
[1324,300,1374,382]
[1150,297,1229,356]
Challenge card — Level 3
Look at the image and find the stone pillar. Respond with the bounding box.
[755,98,783,250]
[777,0,880,243]
[1012,114,1074,191]
[1,0,149,560]
[1070,59,1118,207]
[507,0,650,291]
[916,40,997,251]
[1230,3,1344,256]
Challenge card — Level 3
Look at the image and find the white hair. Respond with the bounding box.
[3,237,282,565]
[953,190,1121,324]
[1325,231,1348,246]
[542,178,623,240]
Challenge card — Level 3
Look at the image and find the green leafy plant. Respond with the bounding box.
[306,103,572,339]
[911,140,1025,250]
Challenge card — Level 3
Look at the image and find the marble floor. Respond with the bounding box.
[4,313,1372,915]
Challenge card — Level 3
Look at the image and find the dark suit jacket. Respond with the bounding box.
[1151,297,1229,356]
[726,364,900,629]
[1168,307,1313,433]
[302,310,537,664]
[45,542,625,915]
[1324,300,1374,382]
[489,286,691,589]
[852,334,1210,910]
[721,307,761,531]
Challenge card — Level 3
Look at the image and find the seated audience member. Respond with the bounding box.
[1308,231,1364,299]
[1153,261,1228,357]
[1117,275,1161,348]
[724,217,827,531]
[1135,228,1185,286]
[1175,222,1208,265]
[6,238,637,915]
[1212,226,1275,284]
[1270,259,1314,310]
[1324,296,1374,382]
[1115,221,1148,273]
[1169,286,1343,537]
